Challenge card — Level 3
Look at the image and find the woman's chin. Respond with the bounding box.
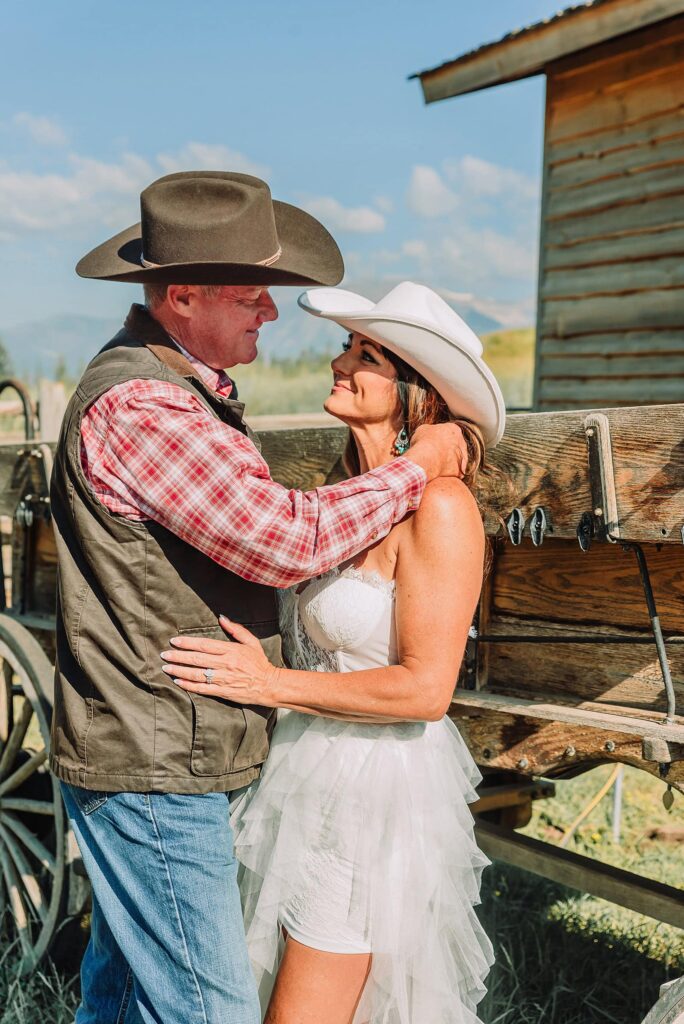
[323,394,351,422]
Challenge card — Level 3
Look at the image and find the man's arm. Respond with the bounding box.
[161,479,485,719]
[83,381,461,588]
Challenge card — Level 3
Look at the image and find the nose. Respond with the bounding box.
[259,290,278,323]
[331,349,352,374]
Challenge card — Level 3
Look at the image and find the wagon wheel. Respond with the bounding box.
[641,975,684,1024]
[0,614,66,975]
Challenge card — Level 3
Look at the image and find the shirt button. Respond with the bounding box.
[370,531,378,539]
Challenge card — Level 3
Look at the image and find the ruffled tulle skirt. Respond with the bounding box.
[230,710,494,1023]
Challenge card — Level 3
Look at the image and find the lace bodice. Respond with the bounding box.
[278,565,397,674]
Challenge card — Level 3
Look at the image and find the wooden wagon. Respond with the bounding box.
[0,381,682,1021]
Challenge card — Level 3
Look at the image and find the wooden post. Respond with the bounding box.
[37,381,67,443]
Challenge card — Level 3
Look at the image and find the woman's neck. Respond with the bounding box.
[350,422,402,473]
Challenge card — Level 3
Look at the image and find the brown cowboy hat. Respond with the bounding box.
[76,170,344,286]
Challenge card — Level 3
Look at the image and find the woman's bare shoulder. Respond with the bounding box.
[412,477,482,532]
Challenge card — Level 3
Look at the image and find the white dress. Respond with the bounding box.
[230,564,494,1023]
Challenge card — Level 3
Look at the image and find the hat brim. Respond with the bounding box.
[76,201,344,287]
[299,288,506,446]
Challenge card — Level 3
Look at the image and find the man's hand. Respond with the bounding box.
[404,422,468,481]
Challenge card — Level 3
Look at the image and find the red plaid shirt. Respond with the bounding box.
[80,344,426,588]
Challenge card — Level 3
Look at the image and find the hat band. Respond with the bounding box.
[139,245,282,270]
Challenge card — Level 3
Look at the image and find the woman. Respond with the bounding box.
[161,281,506,1024]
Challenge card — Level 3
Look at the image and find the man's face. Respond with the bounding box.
[180,286,279,369]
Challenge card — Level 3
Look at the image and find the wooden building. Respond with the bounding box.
[412,0,684,410]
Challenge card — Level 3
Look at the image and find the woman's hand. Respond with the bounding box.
[161,616,281,706]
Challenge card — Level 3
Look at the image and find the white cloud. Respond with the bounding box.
[406,166,458,219]
[156,143,269,179]
[401,239,428,259]
[374,195,394,214]
[13,112,67,146]
[445,155,538,202]
[302,196,385,234]
[0,144,270,236]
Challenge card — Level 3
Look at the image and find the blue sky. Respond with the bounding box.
[1,0,564,337]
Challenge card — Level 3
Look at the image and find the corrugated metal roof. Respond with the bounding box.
[412,0,684,103]
[410,0,611,82]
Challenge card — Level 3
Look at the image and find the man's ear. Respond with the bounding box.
[166,285,197,319]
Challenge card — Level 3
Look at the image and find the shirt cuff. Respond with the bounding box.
[369,457,427,513]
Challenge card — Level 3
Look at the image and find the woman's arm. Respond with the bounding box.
[161,479,484,722]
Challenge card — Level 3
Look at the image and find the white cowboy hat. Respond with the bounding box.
[298,281,506,446]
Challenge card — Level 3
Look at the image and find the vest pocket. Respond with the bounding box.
[176,623,278,777]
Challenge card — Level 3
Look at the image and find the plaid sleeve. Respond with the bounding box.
[82,381,426,588]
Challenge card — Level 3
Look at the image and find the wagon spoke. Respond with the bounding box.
[0,698,34,779]
[0,746,47,797]
[0,824,47,924]
[2,812,55,874]
[0,845,33,957]
[0,660,12,744]
[0,797,55,816]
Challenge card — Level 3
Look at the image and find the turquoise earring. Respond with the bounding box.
[392,425,410,456]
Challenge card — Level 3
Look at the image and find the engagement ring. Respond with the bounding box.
[204,668,215,684]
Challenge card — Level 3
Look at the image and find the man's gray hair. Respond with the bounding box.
[143,284,223,309]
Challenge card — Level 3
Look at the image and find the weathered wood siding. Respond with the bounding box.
[536,16,684,409]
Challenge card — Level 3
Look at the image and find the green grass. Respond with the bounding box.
[2,764,681,1023]
[477,765,683,1024]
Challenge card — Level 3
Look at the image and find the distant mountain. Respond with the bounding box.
[1,314,123,377]
[0,298,504,377]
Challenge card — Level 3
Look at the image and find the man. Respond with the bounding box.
[51,170,466,1023]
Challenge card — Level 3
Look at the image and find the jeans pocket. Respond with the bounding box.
[67,783,110,816]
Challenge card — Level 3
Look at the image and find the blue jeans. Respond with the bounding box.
[61,784,260,1024]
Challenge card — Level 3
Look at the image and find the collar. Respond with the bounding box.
[123,305,234,397]
[172,340,234,397]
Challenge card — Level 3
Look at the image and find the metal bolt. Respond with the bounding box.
[594,508,603,517]
[586,428,594,437]
[564,745,576,758]
[605,740,615,753]
[517,757,529,770]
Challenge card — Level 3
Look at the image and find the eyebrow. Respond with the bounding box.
[359,338,382,353]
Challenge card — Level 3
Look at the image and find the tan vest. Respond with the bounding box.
[50,305,279,793]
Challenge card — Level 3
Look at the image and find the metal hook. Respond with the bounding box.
[506,508,525,546]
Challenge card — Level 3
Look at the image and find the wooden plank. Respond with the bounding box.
[451,689,684,742]
[549,103,684,165]
[539,353,684,381]
[486,406,684,543]
[453,708,684,791]
[544,224,684,269]
[539,352,684,378]
[538,375,684,402]
[491,542,684,631]
[548,64,684,144]
[257,426,347,490]
[419,1,684,103]
[486,614,684,712]
[547,162,684,220]
[474,820,684,927]
[542,254,684,299]
[547,193,684,246]
[551,20,684,104]
[540,331,684,356]
[541,288,684,336]
[548,133,684,191]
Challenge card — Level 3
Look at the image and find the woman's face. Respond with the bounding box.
[325,332,402,428]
